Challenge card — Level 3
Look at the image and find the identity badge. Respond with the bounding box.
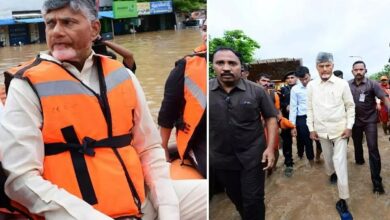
[359,93,365,102]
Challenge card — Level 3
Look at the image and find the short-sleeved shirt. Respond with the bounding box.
[348,78,386,126]
[209,78,277,170]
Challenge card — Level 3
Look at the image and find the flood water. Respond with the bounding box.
[0,29,201,120]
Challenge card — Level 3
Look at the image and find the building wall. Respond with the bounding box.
[29,23,40,43]
[0,26,9,46]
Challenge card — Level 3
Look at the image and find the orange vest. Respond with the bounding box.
[176,48,206,161]
[7,56,145,219]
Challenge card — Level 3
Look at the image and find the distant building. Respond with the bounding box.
[248,58,302,90]
[0,0,175,47]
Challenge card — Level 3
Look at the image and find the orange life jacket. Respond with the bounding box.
[6,55,145,219]
[176,48,206,162]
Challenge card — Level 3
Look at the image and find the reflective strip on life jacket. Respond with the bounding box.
[184,75,206,109]
[33,67,131,98]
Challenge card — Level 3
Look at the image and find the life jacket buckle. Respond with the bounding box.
[79,136,96,156]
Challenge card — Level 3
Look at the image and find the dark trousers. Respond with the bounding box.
[352,123,382,186]
[191,137,207,178]
[315,140,322,155]
[296,116,314,160]
[281,129,293,166]
[215,165,265,220]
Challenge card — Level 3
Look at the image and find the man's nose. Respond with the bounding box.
[52,23,65,36]
[222,63,231,71]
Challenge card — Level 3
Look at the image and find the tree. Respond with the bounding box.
[209,30,260,77]
[369,64,390,80]
[172,0,206,12]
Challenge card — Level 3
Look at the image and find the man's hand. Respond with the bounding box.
[341,128,352,139]
[291,128,297,137]
[310,131,319,140]
[0,85,6,104]
[262,147,275,170]
[376,103,381,111]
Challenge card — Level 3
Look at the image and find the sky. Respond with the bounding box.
[208,0,390,80]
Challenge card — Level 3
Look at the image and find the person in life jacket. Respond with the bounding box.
[378,75,390,134]
[0,1,206,220]
[158,20,207,179]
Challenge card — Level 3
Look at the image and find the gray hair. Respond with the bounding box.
[316,52,333,64]
[42,0,98,21]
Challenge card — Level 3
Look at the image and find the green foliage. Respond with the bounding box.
[172,0,206,12]
[209,30,260,77]
[369,64,390,80]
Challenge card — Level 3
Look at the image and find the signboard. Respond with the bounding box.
[137,2,150,15]
[112,1,138,19]
[150,1,173,15]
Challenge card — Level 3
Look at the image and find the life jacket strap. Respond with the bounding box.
[45,131,133,156]
[43,126,132,205]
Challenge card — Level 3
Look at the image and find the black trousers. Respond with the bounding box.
[191,137,207,178]
[215,165,265,220]
[281,128,293,166]
[352,123,382,186]
[296,116,314,160]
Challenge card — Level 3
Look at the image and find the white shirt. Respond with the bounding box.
[289,82,308,125]
[0,101,3,118]
[306,74,355,139]
[0,52,180,219]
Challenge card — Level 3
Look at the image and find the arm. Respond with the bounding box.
[129,73,180,220]
[341,81,355,138]
[160,127,172,161]
[374,82,390,111]
[0,79,111,219]
[102,40,135,70]
[289,87,298,125]
[0,85,5,104]
[262,117,278,170]
[288,88,298,137]
[306,82,319,140]
[258,88,278,170]
[157,59,185,159]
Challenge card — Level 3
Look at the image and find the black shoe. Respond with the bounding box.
[336,199,353,220]
[330,173,337,184]
[284,166,293,177]
[373,183,385,195]
[355,160,365,165]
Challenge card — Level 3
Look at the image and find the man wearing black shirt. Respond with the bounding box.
[348,60,390,194]
[210,47,278,220]
[280,71,297,177]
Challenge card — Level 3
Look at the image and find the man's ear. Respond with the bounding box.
[91,20,101,40]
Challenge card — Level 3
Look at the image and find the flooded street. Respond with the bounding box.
[210,126,390,220]
[0,29,201,120]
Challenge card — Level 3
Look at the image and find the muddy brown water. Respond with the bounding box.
[210,127,390,220]
[0,29,201,120]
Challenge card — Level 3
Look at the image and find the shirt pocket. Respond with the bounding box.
[236,98,259,123]
[329,89,343,106]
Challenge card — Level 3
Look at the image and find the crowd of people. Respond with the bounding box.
[209,48,390,220]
